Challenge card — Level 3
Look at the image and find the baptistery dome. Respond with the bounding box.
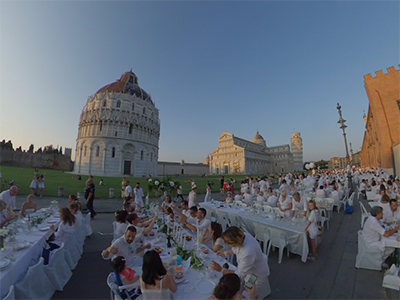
[73,71,160,177]
[251,131,266,147]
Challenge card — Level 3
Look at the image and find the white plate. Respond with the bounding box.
[0,258,11,270]
[174,276,186,283]
[39,226,50,231]
[195,279,216,294]
[13,242,30,251]
[46,219,57,223]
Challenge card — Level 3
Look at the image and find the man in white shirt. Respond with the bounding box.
[259,178,268,193]
[133,182,145,208]
[362,206,399,260]
[180,200,190,218]
[234,192,243,202]
[127,213,158,238]
[243,189,254,207]
[101,225,151,266]
[172,204,197,225]
[382,199,400,225]
[185,208,211,232]
[0,186,18,210]
[124,181,132,198]
[279,179,290,195]
[291,192,308,217]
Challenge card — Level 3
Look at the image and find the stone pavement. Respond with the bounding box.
[13,191,400,299]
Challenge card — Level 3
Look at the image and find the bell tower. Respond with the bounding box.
[291,132,303,171]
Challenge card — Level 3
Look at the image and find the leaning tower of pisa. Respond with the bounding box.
[291,132,303,171]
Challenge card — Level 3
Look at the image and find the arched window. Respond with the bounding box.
[129,124,133,134]
[141,150,144,160]
[99,121,103,132]
[132,103,135,111]
[116,100,121,108]
[143,107,146,115]
[96,146,100,157]
[111,147,115,158]
[115,131,118,137]
[103,100,106,107]
[84,146,87,157]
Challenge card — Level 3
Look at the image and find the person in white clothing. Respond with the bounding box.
[185,208,210,232]
[363,206,399,261]
[126,213,158,238]
[291,192,308,217]
[204,183,212,202]
[243,189,254,207]
[234,192,243,202]
[278,190,292,218]
[266,188,278,207]
[304,200,319,261]
[172,204,197,225]
[210,226,271,299]
[256,191,266,202]
[0,186,18,210]
[102,225,151,266]
[133,182,145,208]
[382,199,400,225]
[125,181,132,198]
[187,186,198,208]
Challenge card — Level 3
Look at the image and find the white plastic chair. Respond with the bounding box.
[75,225,85,255]
[15,257,55,300]
[64,234,81,270]
[263,205,272,213]
[218,213,231,231]
[318,208,330,230]
[267,228,290,264]
[107,272,141,300]
[44,243,73,291]
[84,212,93,236]
[359,202,370,228]
[254,222,270,254]
[355,230,383,271]
[356,185,363,199]
[2,285,15,300]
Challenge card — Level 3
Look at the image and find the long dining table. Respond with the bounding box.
[0,209,61,299]
[200,201,309,263]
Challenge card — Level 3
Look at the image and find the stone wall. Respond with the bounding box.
[158,162,209,176]
[0,149,72,170]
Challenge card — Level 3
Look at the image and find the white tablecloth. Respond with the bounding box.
[0,217,60,298]
[201,202,309,262]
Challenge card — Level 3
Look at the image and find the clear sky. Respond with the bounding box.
[1,1,399,164]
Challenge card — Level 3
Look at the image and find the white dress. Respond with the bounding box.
[307,209,319,239]
[204,188,211,202]
[29,178,37,189]
[139,277,173,300]
[188,191,196,208]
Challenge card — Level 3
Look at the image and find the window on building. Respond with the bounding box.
[143,107,146,115]
[141,150,144,160]
[112,147,115,158]
[96,146,100,157]
[115,131,118,137]
[129,76,133,83]
[117,100,121,108]
[132,103,135,111]
[103,100,106,107]
[129,124,133,134]
[99,121,103,132]
[84,146,87,157]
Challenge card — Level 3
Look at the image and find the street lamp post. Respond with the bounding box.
[336,103,353,195]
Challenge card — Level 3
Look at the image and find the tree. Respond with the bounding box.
[28,144,34,153]
[59,146,63,155]
[36,147,42,154]
[16,146,22,152]
[43,145,54,154]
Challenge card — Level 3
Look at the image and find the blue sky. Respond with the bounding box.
[1,1,399,164]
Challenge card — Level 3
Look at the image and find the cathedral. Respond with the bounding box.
[208,131,303,174]
[73,71,160,177]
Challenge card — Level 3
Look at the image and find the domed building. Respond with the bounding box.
[209,130,303,174]
[73,71,160,177]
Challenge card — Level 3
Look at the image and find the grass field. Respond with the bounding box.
[0,165,275,198]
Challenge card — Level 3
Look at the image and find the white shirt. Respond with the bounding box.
[125,185,132,197]
[244,193,253,206]
[362,215,385,246]
[104,235,139,266]
[182,209,190,218]
[115,222,128,238]
[383,208,400,224]
[292,195,308,212]
[186,215,197,225]
[188,191,197,208]
[234,194,243,202]
[0,190,16,210]
[196,218,211,231]
[53,222,75,246]
[256,195,266,202]
[232,233,270,297]
[266,195,278,207]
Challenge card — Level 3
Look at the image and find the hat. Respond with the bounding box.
[192,185,197,189]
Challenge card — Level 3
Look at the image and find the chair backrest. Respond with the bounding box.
[269,227,286,247]
[107,272,123,300]
[359,202,368,215]
[48,242,65,268]
[85,212,93,236]
[272,207,281,215]
[3,285,15,300]
[263,205,272,213]
[219,213,231,230]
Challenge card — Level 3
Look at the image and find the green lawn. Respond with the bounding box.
[0,165,276,198]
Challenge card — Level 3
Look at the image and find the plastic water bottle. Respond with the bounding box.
[177,255,182,266]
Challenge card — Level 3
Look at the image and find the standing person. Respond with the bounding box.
[29,175,39,196]
[0,186,18,210]
[210,226,271,299]
[38,175,45,197]
[220,176,225,195]
[125,181,132,199]
[121,177,127,199]
[304,199,319,261]
[229,178,235,195]
[176,185,184,201]
[20,194,38,217]
[188,186,198,208]
[134,182,145,209]
[85,179,97,219]
[205,183,212,202]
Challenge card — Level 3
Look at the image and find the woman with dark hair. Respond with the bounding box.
[210,226,271,299]
[204,183,212,202]
[139,250,176,299]
[200,222,225,252]
[114,210,129,238]
[207,273,257,300]
[111,256,139,285]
